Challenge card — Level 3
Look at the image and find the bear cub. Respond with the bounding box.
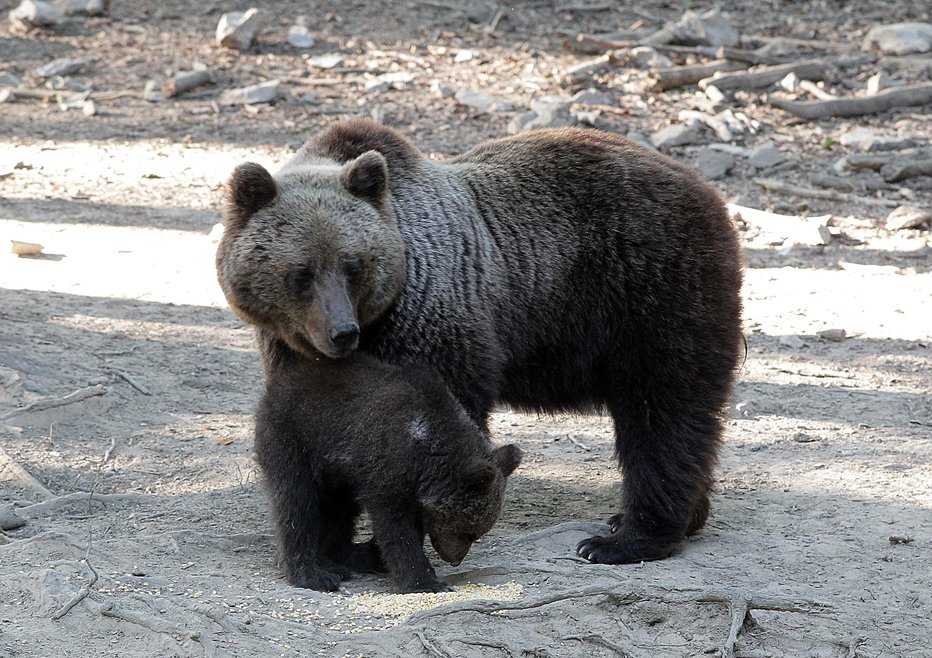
[254,350,522,593]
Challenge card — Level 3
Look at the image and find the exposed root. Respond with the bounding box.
[415,630,453,658]
[562,633,639,658]
[16,491,153,518]
[0,445,54,499]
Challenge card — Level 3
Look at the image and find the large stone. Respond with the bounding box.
[862,22,932,55]
[216,8,262,51]
[748,141,785,169]
[650,122,704,150]
[9,0,61,30]
[695,148,735,180]
[885,205,932,231]
[35,58,85,78]
[672,8,739,48]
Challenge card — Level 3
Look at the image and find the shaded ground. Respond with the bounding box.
[1,2,930,656]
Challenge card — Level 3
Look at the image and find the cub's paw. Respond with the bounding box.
[287,568,344,592]
[606,513,624,534]
[575,532,676,565]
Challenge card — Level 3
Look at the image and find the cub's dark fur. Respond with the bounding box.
[255,346,522,593]
[217,120,743,565]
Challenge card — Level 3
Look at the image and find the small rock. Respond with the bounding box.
[628,46,673,69]
[453,49,474,63]
[571,88,609,106]
[885,205,932,231]
[208,222,224,243]
[695,148,735,180]
[0,72,22,88]
[0,506,26,530]
[454,88,513,113]
[364,71,414,93]
[142,80,163,102]
[218,80,281,106]
[9,0,61,30]
[306,53,343,70]
[35,58,85,78]
[528,95,574,127]
[793,432,818,443]
[817,328,847,342]
[671,8,739,48]
[216,8,262,51]
[572,109,602,127]
[650,122,703,150]
[862,22,932,55]
[625,131,656,150]
[748,141,784,169]
[780,71,800,92]
[0,89,14,103]
[54,0,107,16]
[81,99,96,115]
[286,24,314,48]
[704,84,726,107]
[889,535,914,544]
[866,71,899,96]
[430,79,455,98]
[779,335,806,349]
[508,110,537,134]
[838,127,900,152]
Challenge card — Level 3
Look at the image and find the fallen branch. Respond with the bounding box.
[699,59,829,91]
[881,158,932,183]
[15,491,152,518]
[0,446,54,499]
[769,83,932,119]
[2,384,108,420]
[568,435,592,451]
[649,59,747,92]
[105,368,150,395]
[52,541,98,620]
[752,177,900,207]
[162,70,212,99]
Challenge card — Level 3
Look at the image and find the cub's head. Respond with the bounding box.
[422,444,523,566]
[215,151,406,359]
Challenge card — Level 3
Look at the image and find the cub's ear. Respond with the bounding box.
[340,150,388,204]
[462,461,497,494]
[224,162,278,230]
[491,444,522,478]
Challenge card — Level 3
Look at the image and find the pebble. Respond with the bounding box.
[306,53,343,69]
[885,205,932,231]
[286,25,314,49]
[9,0,61,30]
[650,121,703,150]
[430,79,455,98]
[747,141,784,169]
[216,8,262,51]
[628,46,673,69]
[862,22,932,55]
[695,147,735,180]
[453,49,474,63]
[779,335,806,349]
[817,328,847,342]
[0,72,21,88]
[454,88,513,113]
[571,88,609,106]
[0,506,26,531]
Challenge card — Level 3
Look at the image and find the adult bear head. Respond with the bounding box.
[216,150,406,359]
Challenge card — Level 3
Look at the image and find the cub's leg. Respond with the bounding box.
[254,418,346,591]
[369,509,451,593]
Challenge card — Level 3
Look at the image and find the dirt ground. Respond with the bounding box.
[1,1,930,657]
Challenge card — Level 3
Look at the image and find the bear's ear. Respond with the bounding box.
[340,150,388,204]
[462,461,497,494]
[491,444,523,478]
[225,162,278,230]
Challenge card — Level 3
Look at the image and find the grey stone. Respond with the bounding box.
[862,22,932,55]
[35,58,84,78]
[625,132,656,150]
[143,80,163,102]
[572,109,602,127]
[527,95,574,128]
[695,148,735,180]
[54,0,107,16]
[306,53,343,70]
[748,141,784,169]
[0,72,21,88]
[650,122,703,150]
[866,71,902,96]
[454,88,513,113]
[885,205,932,231]
[0,506,26,531]
[286,25,314,49]
[216,8,262,51]
[218,80,281,106]
[364,71,414,93]
[628,46,673,69]
[508,110,537,135]
[430,79,455,98]
[817,328,847,342]
[0,89,14,103]
[672,8,739,48]
[571,88,609,106]
[9,0,61,30]
[779,335,806,349]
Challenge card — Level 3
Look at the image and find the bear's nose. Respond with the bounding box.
[329,323,360,350]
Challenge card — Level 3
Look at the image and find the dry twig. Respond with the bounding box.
[2,385,108,421]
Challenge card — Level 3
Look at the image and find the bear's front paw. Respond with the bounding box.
[606,513,624,534]
[575,532,676,565]
[287,568,344,592]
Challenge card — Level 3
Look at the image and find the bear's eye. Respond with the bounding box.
[343,258,363,281]
[286,266,314,292]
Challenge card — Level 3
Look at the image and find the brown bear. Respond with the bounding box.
[255,345,522,593]
[216,119,743,565]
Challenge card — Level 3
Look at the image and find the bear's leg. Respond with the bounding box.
[369,510,452,593]
[576,381,723,564]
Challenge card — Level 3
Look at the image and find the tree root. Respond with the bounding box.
[51,558,98,620]
[16,491,153,518]
[562,633,639,658]
[0,446,54,499]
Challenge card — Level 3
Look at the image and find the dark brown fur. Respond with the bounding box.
[255,347,522,593]
[217,120,743,565]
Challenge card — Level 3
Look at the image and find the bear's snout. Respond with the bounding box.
[329,323,360,352]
